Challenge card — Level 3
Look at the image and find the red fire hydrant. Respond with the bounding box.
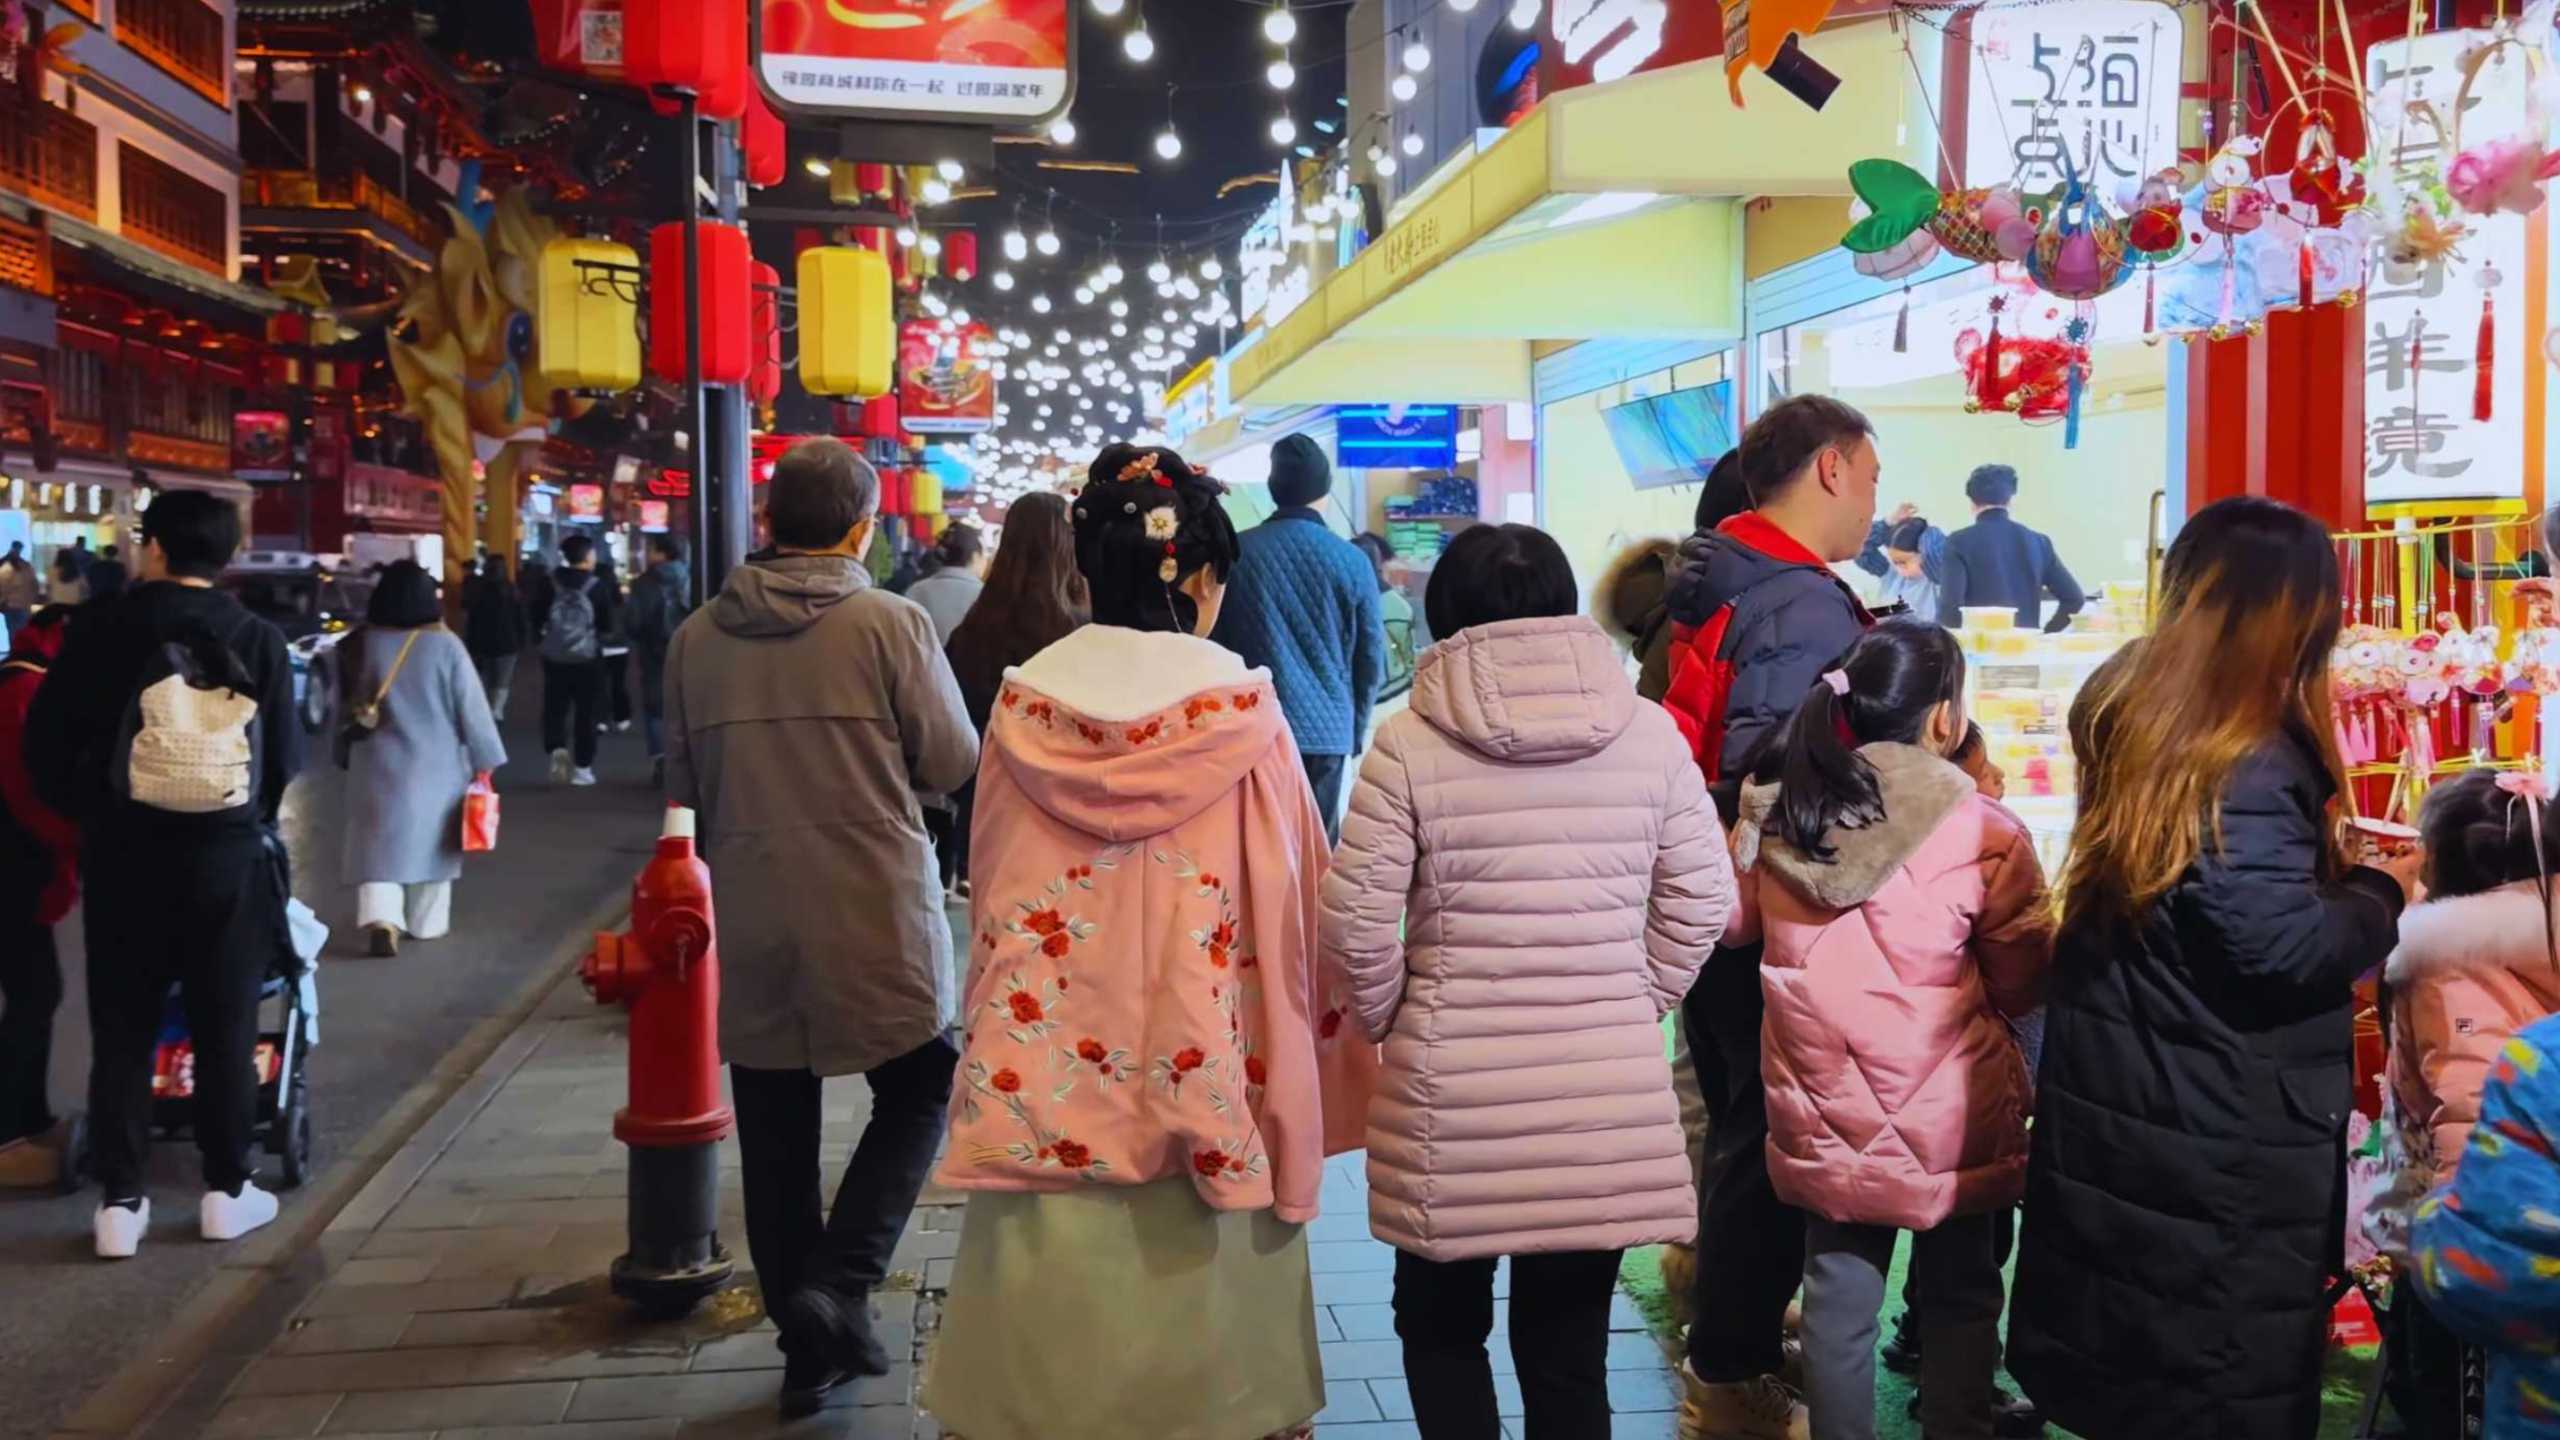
[584,805,736,1315]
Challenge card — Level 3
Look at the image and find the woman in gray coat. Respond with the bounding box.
[333,562,506,956]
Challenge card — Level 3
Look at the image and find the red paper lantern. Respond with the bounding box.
[742,92,784,189]
[944,231,978,283]
[855,163,891,199]
[860,394,899,438]
[648,221,753,385]
[530,0,624,78]
[627,0,746,120]
[854,226,888,255]
[749,261,781,405]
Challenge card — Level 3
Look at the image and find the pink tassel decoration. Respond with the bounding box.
[2477,290,2497,422]
[2298,234,2316,311]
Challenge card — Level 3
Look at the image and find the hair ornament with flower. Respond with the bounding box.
[1119,451,1171,487]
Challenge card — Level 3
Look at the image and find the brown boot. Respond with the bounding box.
[0,1134,63,1189]
[1660,1241,1699,1333]
[1677,1362,1810,1440]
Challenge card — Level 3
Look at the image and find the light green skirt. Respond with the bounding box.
[921,1177,1324,1440]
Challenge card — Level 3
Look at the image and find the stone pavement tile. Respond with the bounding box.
[565,1365,913,1422]
[1309,1240,1397,1274]
[321,1381,576,1432]
[437,1414,680,1424]
[1314,1378,1384,1423]
[1606,1330,1671,1370]
[1319,1339,1408,1381]
[300,1278,523,1318]
[235,1343,690,1396]
[1330,1303,1395,1341]
[676,1409,915,1438]
[354,1223,561,1261]
[684,1331,788,1373]
[328,1257,440,1287]
[1314,1270,1395,1306]
[413,1173,598,1203]
[1307,1210,1372,1243]
[376,1195,484,1231]
[1609,1293,1646,1332]
[471,1197,631,1228]
[1606,1366,1681,1413]
[1368,1375,1525,1422]
[274,1315,416,1356]
[395,1307,595,1348]
[1314,1306,1343,1342]
[202,1392,344,1438]
[1315,1423,1422,1440]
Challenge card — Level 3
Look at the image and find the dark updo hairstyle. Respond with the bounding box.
[1886,516,1931,553]
[1071,443,1240,634]
[1760,616,1967,861]
[1425,524,1577,639]
[367,560,443,627]
[2418,768,2560,900]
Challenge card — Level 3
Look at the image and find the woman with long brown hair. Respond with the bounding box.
[2009,497,2419,1440]
[937,492,1088,891]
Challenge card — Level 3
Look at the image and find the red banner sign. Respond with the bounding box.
[566,483,606,520]
[897,320,998,436]
[756,0,1073,125]
[1533,1,1723,94]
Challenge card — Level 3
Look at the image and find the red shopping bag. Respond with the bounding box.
[462,771,501,853]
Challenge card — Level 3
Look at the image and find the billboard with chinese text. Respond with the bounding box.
[898,320,999,435]
[2361,27,2527,506]
[756,0,1073,126]
[1964,2,2181,195]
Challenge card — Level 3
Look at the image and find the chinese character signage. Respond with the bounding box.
[2362,28,2527,506]
[566,483,606,521]
[231,411,292,483]
[1516,1,1716,93]
[898,320,999,435]
[1965,1,2180,194]
[756,0,1073,125]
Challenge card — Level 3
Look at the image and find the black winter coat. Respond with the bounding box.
[1663,523,1869,781]
[2010,722,2401,1440]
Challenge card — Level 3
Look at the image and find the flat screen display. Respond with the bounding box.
[1336,404,1458,470]
[1603,381,1735,491]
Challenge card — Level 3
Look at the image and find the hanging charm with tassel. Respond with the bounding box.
[1893,283,1911,354]
[2063,313,2090,451]
[2476,262,2501,423]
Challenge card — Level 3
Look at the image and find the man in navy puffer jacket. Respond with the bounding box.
[1210,434,1385,841]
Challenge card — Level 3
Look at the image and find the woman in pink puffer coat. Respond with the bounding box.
[1733,619,2048,1440]
[1321,524,1735,1440]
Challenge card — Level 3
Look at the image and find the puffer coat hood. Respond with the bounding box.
[1594,538,1680,700]
[1737,743,2051,1231]
[1408,615,1637,764]
[711,553,870,638]
[2382,880,2560,1191]
[1320,615,1737,1260]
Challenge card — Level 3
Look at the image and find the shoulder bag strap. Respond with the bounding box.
[370,630,421,711]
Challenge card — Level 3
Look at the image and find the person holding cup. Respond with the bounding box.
[2009,497,2418,1440]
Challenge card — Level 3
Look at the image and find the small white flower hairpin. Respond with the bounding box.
[1143,506,1179,541]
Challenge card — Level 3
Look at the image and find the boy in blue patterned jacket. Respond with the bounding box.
[2411,1011,2560,1435]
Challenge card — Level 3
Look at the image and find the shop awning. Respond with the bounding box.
[1228,20,1936,408]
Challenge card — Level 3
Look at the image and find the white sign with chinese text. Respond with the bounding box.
[1965,1,2181,194]
[2362,28,2529,506]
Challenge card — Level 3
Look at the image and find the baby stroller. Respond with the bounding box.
[61,836,326,1194]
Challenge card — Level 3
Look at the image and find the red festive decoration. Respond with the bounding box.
[855,163,892,199]
[530,0,625,78]
[944,230,979,283]
[1956,326,2088,421]
[742,92,785,189]
[860,394,900,439]
[648,221,753,385]
[749,261,781,405]
[626,0,746,120]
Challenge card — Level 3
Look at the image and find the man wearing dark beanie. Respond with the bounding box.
[1209,433,1385,841]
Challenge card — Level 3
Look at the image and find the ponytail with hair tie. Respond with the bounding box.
[1767,619,1968,863]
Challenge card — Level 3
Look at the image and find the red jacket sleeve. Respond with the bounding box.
[0,670,78,853]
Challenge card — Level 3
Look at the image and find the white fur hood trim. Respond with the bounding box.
[1007,625,1268,723]
[2386,879,2560,984]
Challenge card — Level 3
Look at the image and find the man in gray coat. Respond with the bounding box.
[663,438,977,1417]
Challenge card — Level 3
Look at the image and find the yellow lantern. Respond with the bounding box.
[797,246,893,398]
[910,466,944,517]
[536,237,642,392]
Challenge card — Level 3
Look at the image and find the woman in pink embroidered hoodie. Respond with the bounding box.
[1320,524,1735,1439]
[2367,766,2560,1438]
[923,445,1373,1440]
[1732,618,2050,1440]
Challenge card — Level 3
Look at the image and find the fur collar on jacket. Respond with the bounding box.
[1593,538,1677,649]
[1736,742,1976,910]
[2387,879,2560,985]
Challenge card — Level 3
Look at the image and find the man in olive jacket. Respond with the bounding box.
[663,439,977,1417]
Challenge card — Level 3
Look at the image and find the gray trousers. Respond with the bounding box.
[1801,1213,2003,1440]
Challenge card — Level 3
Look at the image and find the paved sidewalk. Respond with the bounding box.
[163,975,1686,1440]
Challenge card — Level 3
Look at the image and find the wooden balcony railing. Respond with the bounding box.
[115,0,228,108]
[241,169,440,251]
[0,105,100,222]
[0,215,54,298]
[120,142,228,275]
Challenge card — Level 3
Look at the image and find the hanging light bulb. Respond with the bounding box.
[921,177,952,205]
[1270,114,1298,145]
[1035,227,1062,256]
[895,226,919,247]
[1112,321,1129,337]
[1267,58,1295,90]
[1032,293,1053,313]
[1054,327,1071,342]
[1175,277,1200,300]
[1154,127,1182,160]
[1147,258,1173,283]
[1377,153,1399,176]
[1002,228,1028,261]
[1050,116,1078,145]
[1074,285,1095,304]
[1200,257,1224,280]
[953,307,972,325]
[1264,4,1296,44]
[1109,298,1130,317]
[993,270,1016,292]
[1391,73,1419,103]
[921,233,944,257]
[1509,0,1538,29]
[1404,38,1432,71]
[1102,260,1125,285]
[1091,0,1123,12]
[804,156,833,178]
[1124,25,1155,61]
[936,158,964,182]
[1449,0,1477,9]
[1403,132,1425,156]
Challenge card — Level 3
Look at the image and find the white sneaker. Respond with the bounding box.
[95,1199,148,1259]
[201,1182,279,1242]
[549,748,572,782]
[570,767,598,787]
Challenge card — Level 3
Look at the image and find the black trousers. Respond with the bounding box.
[924,787,970,892]
[1394,1247,1625,1439]
[2384,1287,2480,1440]
[0,915,62,1144]
[731,1034,959,1355]
[1302,751,1349,846]
[605,651,634,726]
[540,659,604,767]
[84,835,274,1197]
[1683,942,1805,1382]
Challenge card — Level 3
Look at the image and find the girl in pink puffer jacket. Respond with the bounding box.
[1321,523,1735,1440]
[2369,767,2560,1438]
[1732,618,2050,1440]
